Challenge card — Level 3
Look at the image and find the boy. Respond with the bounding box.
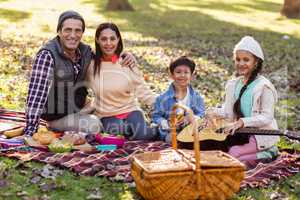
[152,56,205,143]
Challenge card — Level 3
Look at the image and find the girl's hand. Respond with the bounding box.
[224,119,244,135]
[119,52,136,68]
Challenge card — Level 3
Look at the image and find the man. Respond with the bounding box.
[24,10,135,136]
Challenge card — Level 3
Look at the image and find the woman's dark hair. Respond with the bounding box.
[233,57,263,119]
[93,22,123,76]
[169,56,196,74]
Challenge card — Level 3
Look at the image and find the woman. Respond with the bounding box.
[208,36,279,166]
[86,22,157,140]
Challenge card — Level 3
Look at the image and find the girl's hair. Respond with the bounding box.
[93,22,123,76]
[233,57,263,119]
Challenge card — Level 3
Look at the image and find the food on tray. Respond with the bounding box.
[32,127,55,145]
[3,127,24,138]
[73,137,86,145]
[48,140,72,153]
[61,133,86,146]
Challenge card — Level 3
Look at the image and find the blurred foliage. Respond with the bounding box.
[0,8,31,22]
[0,36,47,110]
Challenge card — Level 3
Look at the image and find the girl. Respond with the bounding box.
[208,36,279,166]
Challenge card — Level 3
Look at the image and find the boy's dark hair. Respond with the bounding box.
[169,56,196,74]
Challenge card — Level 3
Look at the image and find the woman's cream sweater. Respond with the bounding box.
[86,61,156,118]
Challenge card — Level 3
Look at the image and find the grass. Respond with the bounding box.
[0,157,137,200]
[0,0,300,199]
[233,172,300,200]
[0,8,31,22]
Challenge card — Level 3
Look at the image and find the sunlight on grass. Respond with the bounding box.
[278,98,300,130]
[161,0,300,37]
[0,0,106,38]
[0,75,28,110]
[0,8,31,22]
[149,3,167,12]
[119,187,136,200]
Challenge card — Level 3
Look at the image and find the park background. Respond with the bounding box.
[0,0,299,199]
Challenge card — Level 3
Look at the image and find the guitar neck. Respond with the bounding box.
[235,127,300,141]
[236,128,282,136]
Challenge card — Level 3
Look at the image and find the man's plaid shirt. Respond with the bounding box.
[24,50,81,136]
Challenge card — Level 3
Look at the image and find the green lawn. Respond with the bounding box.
[0,0,299,199]
[0,157,137,200]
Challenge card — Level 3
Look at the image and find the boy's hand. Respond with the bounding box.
[160,119,170,130]
[176,113,185,124]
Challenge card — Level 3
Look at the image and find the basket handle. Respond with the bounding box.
[170,103,201,190]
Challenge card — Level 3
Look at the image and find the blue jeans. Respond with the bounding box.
[101,110,158,140]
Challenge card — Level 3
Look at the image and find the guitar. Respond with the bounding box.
[177,118,300,143]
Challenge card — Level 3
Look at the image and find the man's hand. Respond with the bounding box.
[120,52,136,68]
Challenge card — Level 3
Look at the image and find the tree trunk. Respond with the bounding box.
[281,0,300,18]
[106,0,134,11]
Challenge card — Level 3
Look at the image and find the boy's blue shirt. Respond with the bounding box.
[152,83,205,140]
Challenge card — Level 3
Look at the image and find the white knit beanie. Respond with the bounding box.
[233,36,264,61]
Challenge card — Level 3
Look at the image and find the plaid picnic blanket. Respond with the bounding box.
[241,152,300,188]
[1,110,300,188]
[2,144,300,188]
[1,141,170,182]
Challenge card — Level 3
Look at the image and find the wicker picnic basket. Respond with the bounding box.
[131,104,245,200]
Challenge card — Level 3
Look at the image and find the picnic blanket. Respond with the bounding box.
[1,110,300,188]
[1,141,170,182]
[2,143,300,188]
[241,152,300,188]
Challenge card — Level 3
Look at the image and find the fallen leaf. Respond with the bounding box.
[16,191,28,197]
[20,170,29,176]
[40,194,51,200]
[86,192,103,200]
[30,176,42,184]
[127,182,136,188]
[39,182,56,192]
[37,164,63,179]
[41,167,51,178]
[86,188,103,200]
[0,180,8,188]
[14,161,30,170]
[0,192,12,198]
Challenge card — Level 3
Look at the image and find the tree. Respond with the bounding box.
[106,0,134,11]
[281,0,300,18]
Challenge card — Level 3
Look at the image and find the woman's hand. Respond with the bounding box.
[120,52,136,68]
[224,119,244,135]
